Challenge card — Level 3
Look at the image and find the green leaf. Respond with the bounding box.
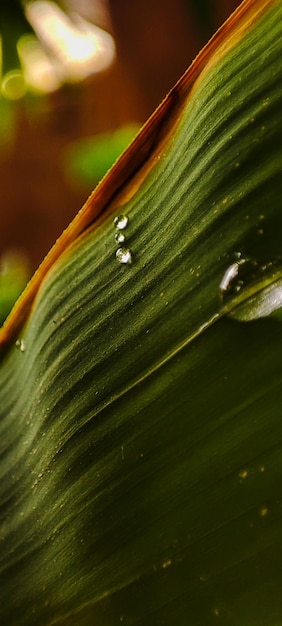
[1,1,282,624]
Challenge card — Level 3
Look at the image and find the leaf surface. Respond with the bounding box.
[0,1,282,624]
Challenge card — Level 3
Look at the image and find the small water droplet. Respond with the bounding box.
[114,215,129,230]
[115,232,126,244]
[116,247,132,264]
[234,279,244,293]
[15,338,26,352]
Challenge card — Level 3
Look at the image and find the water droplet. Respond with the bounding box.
[114,215,129,230]
[229,277,282,322]
[220,256,258,296]
[15,338,26,352]
[219,261,244,293]
[221,255,282,322]
[115,232,126,244]
[115,247,132,264]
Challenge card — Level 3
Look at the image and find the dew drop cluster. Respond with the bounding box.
[113,215,132,264]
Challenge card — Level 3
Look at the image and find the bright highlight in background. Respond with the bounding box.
[1,69,27,100]
[25,0,116,83]
[17,34,61,94]
[0,1,116,99]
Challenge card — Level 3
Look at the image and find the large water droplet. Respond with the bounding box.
[116,247,132,264]
[220,254,282,322]
[115,232,126,244]
[15,338,26,352]
[114,215,129,230]
[229,277,282,322]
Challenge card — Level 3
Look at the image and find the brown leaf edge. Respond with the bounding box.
[0,0,276,351]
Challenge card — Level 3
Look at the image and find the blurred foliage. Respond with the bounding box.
[0,96,16,149]
[0,251,30,325]
[64,124,141,188]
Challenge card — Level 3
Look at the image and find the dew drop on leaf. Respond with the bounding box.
[115,232,126,244]
[15,339,26,352]
[219,262,241,293]
[114,215,129,230]
[219,257,248,295]
[115,247,132,264]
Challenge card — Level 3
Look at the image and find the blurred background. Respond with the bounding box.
[0,0,241,322]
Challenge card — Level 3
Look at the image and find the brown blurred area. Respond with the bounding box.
[0,0,241,273]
